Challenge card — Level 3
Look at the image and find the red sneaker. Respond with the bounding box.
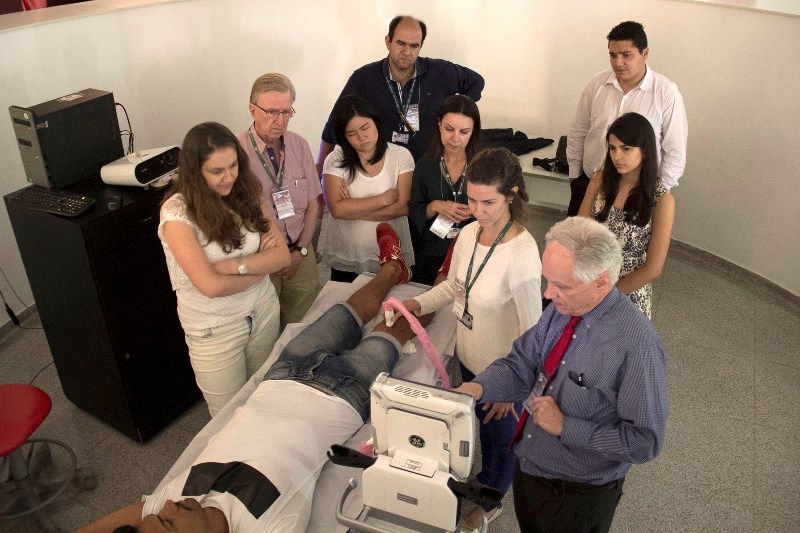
[376,223,411,283]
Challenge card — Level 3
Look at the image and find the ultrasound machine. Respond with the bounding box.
[329,373,501,533]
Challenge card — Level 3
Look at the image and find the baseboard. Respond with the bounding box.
[0,304,40,339]
[668,241,800,310]
[526,205,799,311]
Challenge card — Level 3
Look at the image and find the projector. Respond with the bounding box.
[101,146,180,187]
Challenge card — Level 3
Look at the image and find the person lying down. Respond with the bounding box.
[76,224,430,533]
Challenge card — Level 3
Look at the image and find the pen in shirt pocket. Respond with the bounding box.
[568,370,586,388]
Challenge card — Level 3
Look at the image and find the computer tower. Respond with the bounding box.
[4,178,201,442]
[9,88,124,189]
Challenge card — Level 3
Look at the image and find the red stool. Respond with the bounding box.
[0,384,96,532]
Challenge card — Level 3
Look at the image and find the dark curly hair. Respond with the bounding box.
[607,21,648,52]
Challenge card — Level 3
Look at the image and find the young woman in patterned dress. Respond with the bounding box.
[578,112,675,317]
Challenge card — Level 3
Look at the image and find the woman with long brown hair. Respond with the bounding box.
[159,122,290,416]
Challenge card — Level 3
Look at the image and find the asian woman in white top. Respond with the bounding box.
[318,94,415,282]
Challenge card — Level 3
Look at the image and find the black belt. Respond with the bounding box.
[540,476,624,494]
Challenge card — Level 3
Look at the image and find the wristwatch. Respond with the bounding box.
[237,257,248,275]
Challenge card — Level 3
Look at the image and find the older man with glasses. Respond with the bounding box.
[238,73,321,330]
[457,216,668,533]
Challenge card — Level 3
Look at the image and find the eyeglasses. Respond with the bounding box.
[252,103,296,119]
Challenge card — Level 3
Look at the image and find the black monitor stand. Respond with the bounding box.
[5,176,201,443]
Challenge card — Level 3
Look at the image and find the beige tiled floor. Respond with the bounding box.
[1,207,799,532]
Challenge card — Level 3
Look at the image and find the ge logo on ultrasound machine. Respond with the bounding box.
[409,435,425,448]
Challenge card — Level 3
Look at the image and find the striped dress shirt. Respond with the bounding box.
[474,288,668,485]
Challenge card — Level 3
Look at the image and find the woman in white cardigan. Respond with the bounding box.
[403,147,542,528]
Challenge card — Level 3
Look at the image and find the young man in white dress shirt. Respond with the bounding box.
[566,20,688,216]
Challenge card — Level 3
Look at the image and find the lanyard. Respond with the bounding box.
[384,73,417,131]
[248,130,285,189]
[439,157,466,202]
[464,219,513,301]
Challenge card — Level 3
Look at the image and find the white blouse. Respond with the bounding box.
[318,143,415,274]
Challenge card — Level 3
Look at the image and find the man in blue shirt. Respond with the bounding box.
[458,216,668,532]
[315,15,484,171]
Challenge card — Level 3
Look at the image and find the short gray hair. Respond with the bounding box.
[250,72,296,104]
[545,217,622,285]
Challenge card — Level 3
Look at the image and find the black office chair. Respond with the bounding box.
[0,383,96,532]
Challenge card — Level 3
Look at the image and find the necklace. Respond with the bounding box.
[439,157,466,202]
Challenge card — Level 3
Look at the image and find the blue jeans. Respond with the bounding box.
[264,303,402,422]
[462,365,522,495]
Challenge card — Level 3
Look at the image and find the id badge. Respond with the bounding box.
[522,372,549,415]
[452,278,466,319]
[391,131,410,144]
[446,226,461,239]
[429,214,455,239]
[406,104,420,132]
[452,279,473,329]
[458,308,473,330]
[272,188,295,220]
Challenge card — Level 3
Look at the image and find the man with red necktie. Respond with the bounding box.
[457,216,668,533]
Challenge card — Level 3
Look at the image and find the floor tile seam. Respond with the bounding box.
[753,359,800,373]
[750,301,757,532]
[662,403,756,421]
[750,421,800,443]
[72,491,117,515]
[619,482,756,507]
[661,344,756,364]
[74,430,120,468]
[662,348,754,364]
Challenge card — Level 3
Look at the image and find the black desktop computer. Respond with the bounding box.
[9,88,124,189]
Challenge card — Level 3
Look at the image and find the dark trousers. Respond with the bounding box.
[411,253,445,287]
[567,173,590,216]
[512,463,624,533]
[330,268,358,283]
[461,366,521,494]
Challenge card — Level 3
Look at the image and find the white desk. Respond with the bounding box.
[517,141,570,211]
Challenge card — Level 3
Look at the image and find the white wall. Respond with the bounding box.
[1,0,798,327]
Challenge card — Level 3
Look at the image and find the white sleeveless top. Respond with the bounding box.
[158,193,277,330]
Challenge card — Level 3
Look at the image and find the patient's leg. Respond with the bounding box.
[267,225,411,380]
[344,260,402,324]
[370,312,434,346]
[323,312,435,421]
[345,222,411,323]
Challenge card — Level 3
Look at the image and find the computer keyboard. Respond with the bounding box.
[7,185,95,217]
